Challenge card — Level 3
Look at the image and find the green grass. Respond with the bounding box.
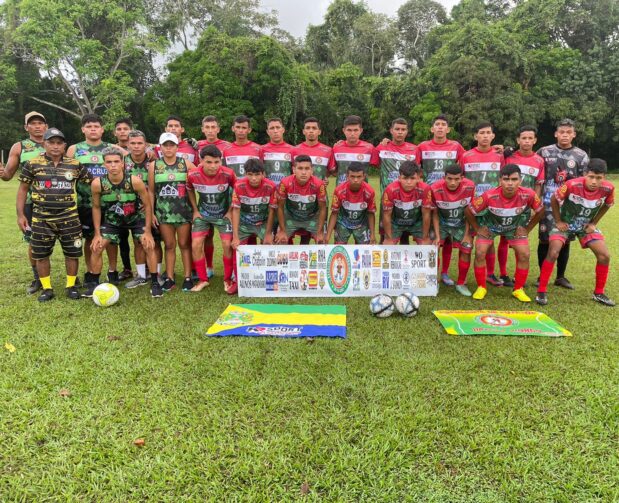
[1,176,618,501]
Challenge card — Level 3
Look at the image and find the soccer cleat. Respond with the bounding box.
[161,278,176,291]
[107,270,120,285]
[37,289,54,302]
[554,277,574,290]
[119,269,133,281]
[190,269,199,282]
[207,268,215,279]
[27,279,42,295]
[487,274,504,287]
[472,286,487,300]
[125,277,148,289]
[65,286,81,300]
[512,288,531,303]
[455,284,472,297]
[500,275,514,288]
[190,280,210,292]
[150,281,164,298]
[81,283,98,298]
[535,292,548,305]
[441,273,455,286]
[592,293,616,307]
[224,280,238,295]
[182,277,194,292]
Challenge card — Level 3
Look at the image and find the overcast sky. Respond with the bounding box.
[263,0,460,37]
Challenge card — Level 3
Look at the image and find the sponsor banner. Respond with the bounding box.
[433,310,572,337]
[237,245,438,297]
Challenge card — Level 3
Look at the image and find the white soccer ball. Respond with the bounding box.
[395,292,420,317]
[369,294,395,318]
[92,283,120,307]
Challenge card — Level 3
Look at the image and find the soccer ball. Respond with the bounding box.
[395,292,420,317]
[369,294,395,318]
[92,283,120,307]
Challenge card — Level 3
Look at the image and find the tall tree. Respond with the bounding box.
[396,0,447,68]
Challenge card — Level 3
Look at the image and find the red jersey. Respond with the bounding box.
[554,177,614,231]
[231,178,278,227]
[187,166,236,219]
[155,139,199,165]
[505,150,545,190]
[196,139,232,157]
[332,181,376,229]
[261,142,294,185]
[428,178,476,229]
[415,139,465,184]
[278,175,327,221]
[469,186,543,234]
[461,147,505,197]
[332,140,376,186]
[292,142,334,181]
[382,180,430,227]
[223,141,262,177]
[371,141,418,191]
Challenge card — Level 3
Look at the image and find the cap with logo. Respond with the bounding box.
[43,128,66,141]
[24,111,47,124]
[159,132,179,145]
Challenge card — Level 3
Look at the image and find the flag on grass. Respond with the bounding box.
[207,304,347,338]
[433,310,572,337]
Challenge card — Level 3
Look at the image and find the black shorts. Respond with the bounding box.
[31,215,83,260]
[23,203,33,243]
[78,207,97,239]
[100,220,147,245]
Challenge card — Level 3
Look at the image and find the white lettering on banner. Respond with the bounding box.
[237,244,438,297]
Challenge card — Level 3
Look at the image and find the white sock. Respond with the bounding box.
[157,263,162,274]
[137,264,146,279]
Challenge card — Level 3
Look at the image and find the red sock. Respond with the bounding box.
[538,260,555,293]
[205,245,214,268]
[513,267,529,291]
[223,255,233,281]
[486,252,496,276]
[474,266,487,288]
[498,237,509,276]
[441,241,453,274]
[595,263,609,294]
[193,258,207,282]
[457,259,471,285]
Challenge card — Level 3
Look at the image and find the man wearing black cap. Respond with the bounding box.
[0,111,48,294]
[536,119,590,290]
[16,128,92,301]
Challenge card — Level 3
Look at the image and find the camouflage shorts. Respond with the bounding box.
[192,216,232,239]
[334,224,371,244]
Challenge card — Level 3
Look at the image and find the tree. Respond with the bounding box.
[351,13,397,77]
[396,0,447,68]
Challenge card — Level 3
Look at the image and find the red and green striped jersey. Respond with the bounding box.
[187,166,236,219]
[231,178,277,226]
[461,147,504,197]
[261,142,294,185]
[428,178,476,229]
[415,139,464,185]
[292,142,334,181]
[331,181,376,229]
[278,174,327,221]
[371,141,417,192]
[382,180,431,227]
[554,178,614,232]
[332,140,375,186]
[505,151,545,190]
[222,142,262,177]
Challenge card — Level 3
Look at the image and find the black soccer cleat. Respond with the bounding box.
[37,289,54,302]
[150,281,164,298]
[161,278,176,291]
[81,283,98,298]
[27,279,42,295]
[65,286,81,300]
[107,270,120,285]
[592,293,616,307]
[182,277,194,292]
[500,275,514,288]
[554,277,574,290]
[535,292,548,305]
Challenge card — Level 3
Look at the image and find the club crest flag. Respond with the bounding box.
[207,304,347,338]
[433,310,572,337]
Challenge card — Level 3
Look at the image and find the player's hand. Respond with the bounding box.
[515,226,528,238]
[477,226,491,240]
[316,231,325,244]
[17,215,29,232]
[152,215,159,227]
[263,233,273,245]
[492,144,505,155]
[141,233,154,251]
[91,235,104,251]
[556,221,569,232]
[146,148,157,161]
[461,234,473,248]
[584,223,596,234]
[431,236,441,247]
[380,138,389,146]
[231,237,240,250]
[275,230,288,244]
[369,235,376,245]
[192,211,201,223]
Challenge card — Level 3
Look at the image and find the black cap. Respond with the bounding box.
[43,128,66,141]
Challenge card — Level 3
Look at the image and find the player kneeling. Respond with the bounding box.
[326,162,376,244]
[428,165,476,296]
[536,159,615,306]
[187,145,237,293]
[465,164,544,302]
[275,155,327,244]
[382,161,431,245]
[88,148,161,298]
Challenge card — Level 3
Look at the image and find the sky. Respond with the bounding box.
[263,0,460,38]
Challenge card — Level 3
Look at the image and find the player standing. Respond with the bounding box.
[326,162,376,244]
[275,155,327,244]
[292,117,334,183]
[149,133,196,292]
[382,161,431,245]
[222,115,262,177]
[155,115,199,164]
[332,115,375,186]
[537,118,589,290]
[427,165,476,296]
[187,145,237,293]
[465,164,544,302]
[0,111,48,294]
[261,118,294,185]
[536,159,614,306]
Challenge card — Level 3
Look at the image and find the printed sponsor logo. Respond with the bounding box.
[327,246,351,294]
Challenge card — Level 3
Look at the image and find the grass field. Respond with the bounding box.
[1,175,618,501]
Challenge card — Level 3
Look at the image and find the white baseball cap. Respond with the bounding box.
[159,132,179,145]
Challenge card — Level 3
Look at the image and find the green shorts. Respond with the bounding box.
[192,216,232,239]
[238,223,267,242]
[335,224,371,244]
[440,225,466,244]
[389,222,424,242]
[100,219,146,245]
[284,213,319,238]
[549,227,603,248]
